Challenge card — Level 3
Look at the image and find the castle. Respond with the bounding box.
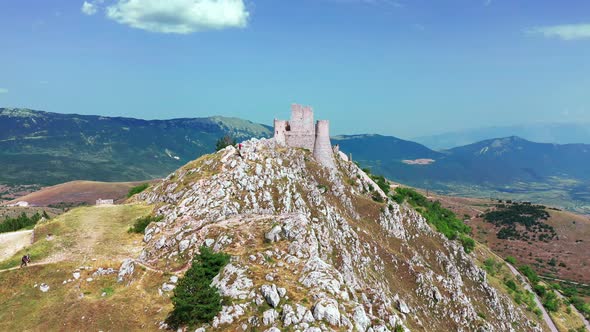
[274,104,336,169]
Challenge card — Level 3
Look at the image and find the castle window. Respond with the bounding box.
[285,124,291,131]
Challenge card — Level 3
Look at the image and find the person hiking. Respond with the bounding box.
[237,143,243,158]
[20,254,31,268]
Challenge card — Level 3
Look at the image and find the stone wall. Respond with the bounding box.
[284,104,316,151]
[273,119,287,145]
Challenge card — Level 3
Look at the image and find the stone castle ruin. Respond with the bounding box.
[274,104,336,169]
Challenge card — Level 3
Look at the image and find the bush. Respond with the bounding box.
[166,246,230,329]
[534,284,547,297]
[128,215,163,234]
[127,183,149,198]
[459,235,475,253]
[505,256,517,265]
[215,135,237,151]
[505,279,518,292]
[391,187,475,253]
[0,212,43,233]
[542,291,560,312]
[519,265,540,284]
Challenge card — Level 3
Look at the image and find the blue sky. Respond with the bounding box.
[1,0,589,138]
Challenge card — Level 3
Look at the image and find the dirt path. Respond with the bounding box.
[539,275,590,287]
[506,263,559,332]
[0,230,33,261]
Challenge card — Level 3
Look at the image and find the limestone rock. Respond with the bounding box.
[262,309,279,325]
[313,298,341,326]
[179,239,190,253]
[117,259,135,283]
[261,284,280,308]
[398,299,411,314]
[265,225,282,242]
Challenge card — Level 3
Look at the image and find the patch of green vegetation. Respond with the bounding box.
[47,201,89,209]
[128,215,164,234]
[127,183,149,198]
[514,263,569,314]
[558,283,590,320]
[505,256,517,265]
[391,187,474,253]
[215,135,237,151]
[0,212,45,233]
[101,287,115,297]
[483,258,504,276]
[360,168,390,202]
[165,246,230,329]
[483,202,556,241]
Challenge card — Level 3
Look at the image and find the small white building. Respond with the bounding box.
[96,198,114,206]
[8,201,29,207]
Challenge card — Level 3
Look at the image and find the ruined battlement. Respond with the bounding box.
[274,104,336,169]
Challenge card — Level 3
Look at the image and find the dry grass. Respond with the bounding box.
[4,180,151,207]
[0,204,171,331]
[433,193,590,284]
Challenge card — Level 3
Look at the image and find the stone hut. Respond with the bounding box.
[274,104,336,169]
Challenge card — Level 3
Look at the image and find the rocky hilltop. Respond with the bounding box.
[138,137,543,331]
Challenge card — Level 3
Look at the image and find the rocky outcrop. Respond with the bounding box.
[138,137,543,331]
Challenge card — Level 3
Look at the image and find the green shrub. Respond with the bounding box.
[505,279,518,292]
[128,215,163,234]
[534,284,547,297]
[0,212,42,233]
[519,265,540,284]
[166,246,230,329]
[391,187,475,253]
[127,183,149,198]
[542,291,560,312]
[215,135,237,151]
[505,256,517,265]
[459,234,475,253]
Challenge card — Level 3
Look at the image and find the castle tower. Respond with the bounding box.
[313,120,336,169]
[285,104,315,151]
[273,104,336,170]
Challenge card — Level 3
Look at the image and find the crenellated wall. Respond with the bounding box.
[273,104,336,169]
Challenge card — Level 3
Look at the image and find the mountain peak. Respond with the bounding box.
[136,137,540,331]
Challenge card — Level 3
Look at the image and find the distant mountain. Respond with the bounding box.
[0,108,271,185]
[332,134,442,161]
[2,108,589,213]
[414,123,590,150]
[336,135,590,213]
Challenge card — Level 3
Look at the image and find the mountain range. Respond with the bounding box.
[0,108,271,185]
[414,123,590,150]
[336,134,590,213]
[2,108,589,213]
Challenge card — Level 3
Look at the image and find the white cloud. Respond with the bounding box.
[105,0,249,34]
[81,1,98,15]
[0,88,8,94]
[526,23,590,40]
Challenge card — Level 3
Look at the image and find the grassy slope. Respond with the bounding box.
[0,204,171,331]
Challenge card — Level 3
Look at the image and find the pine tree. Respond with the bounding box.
[165,246,230,329]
